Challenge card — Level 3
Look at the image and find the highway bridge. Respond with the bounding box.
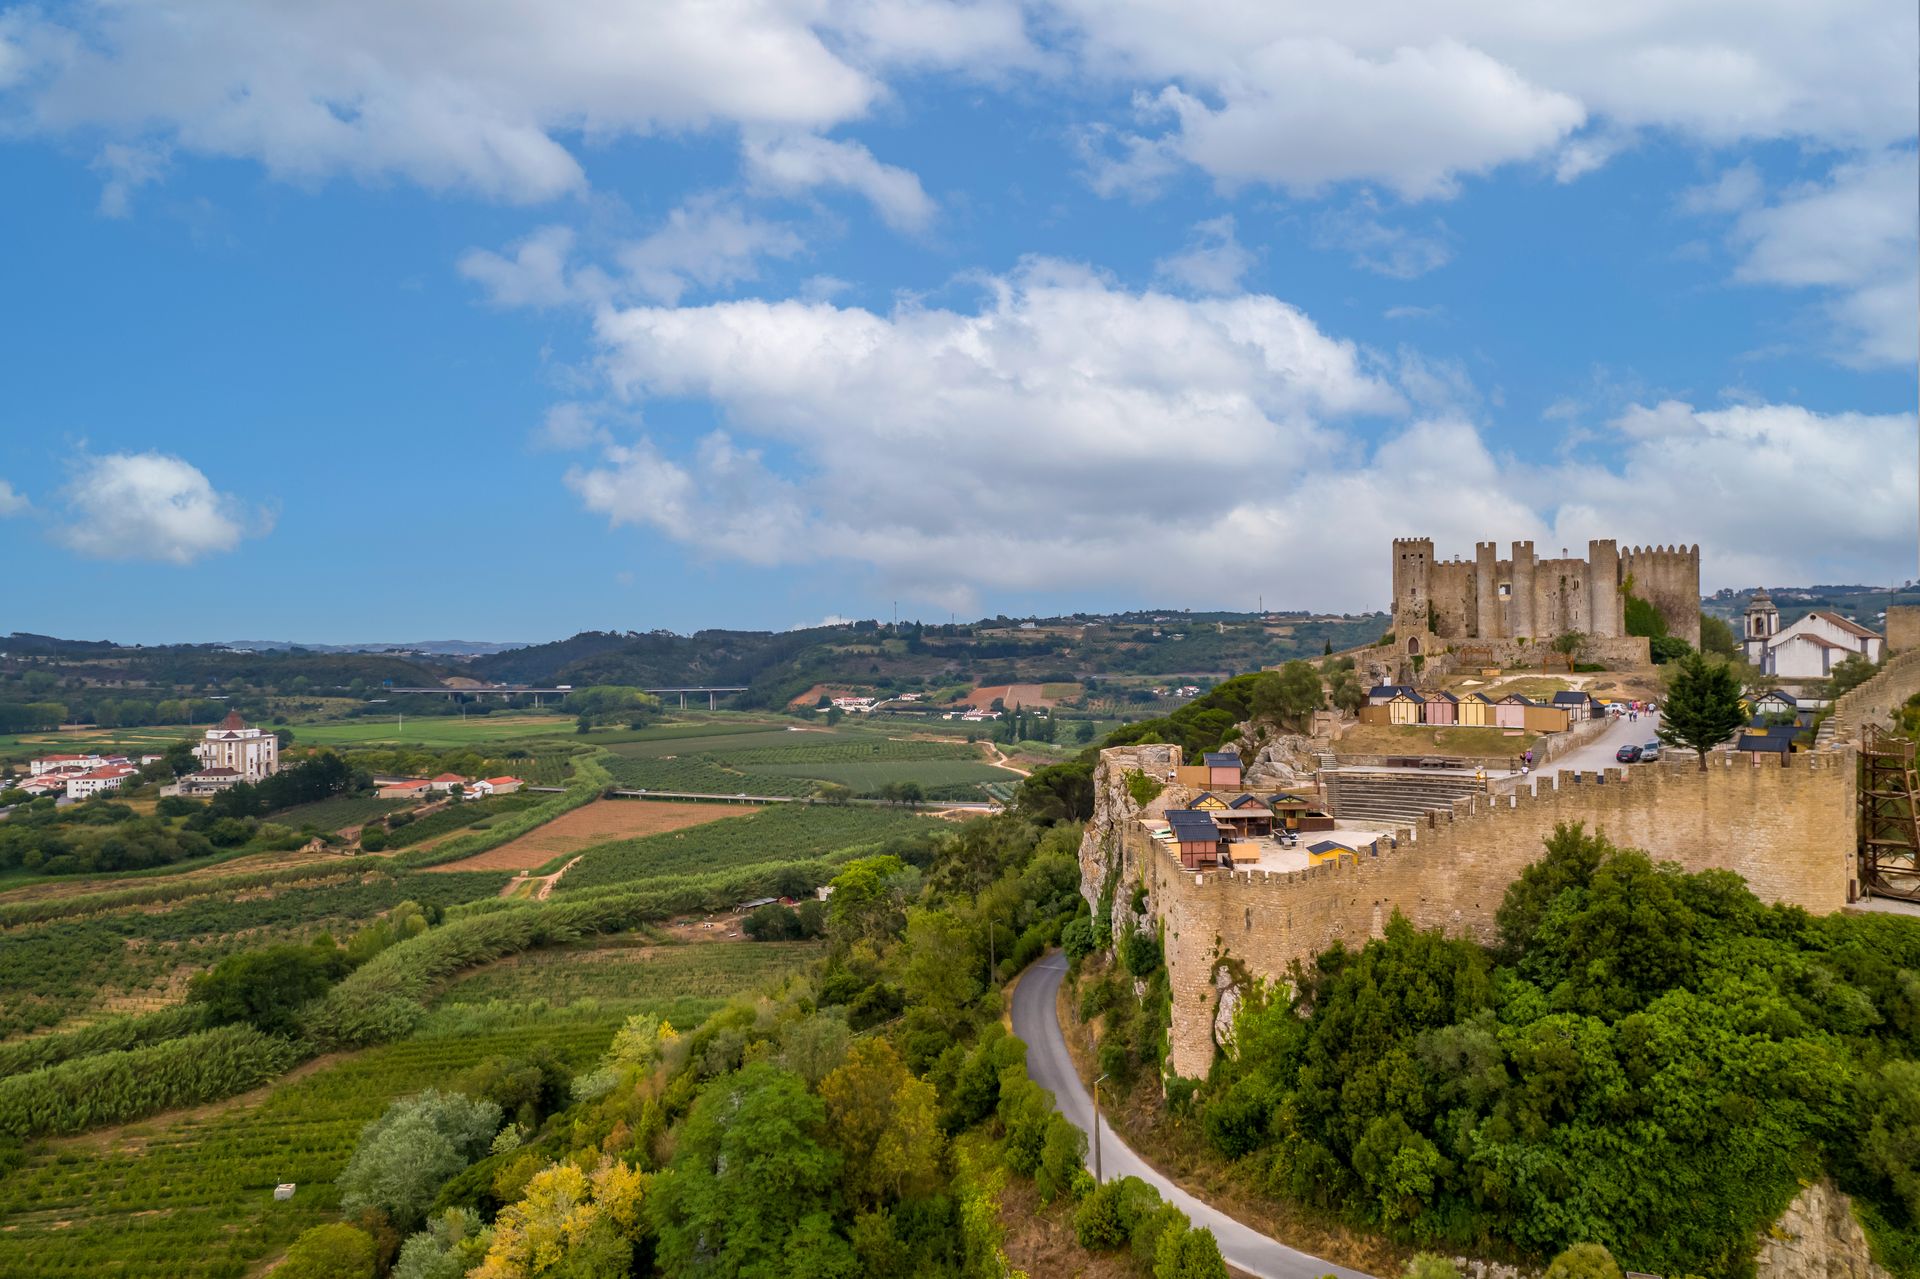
[377,686,750,708]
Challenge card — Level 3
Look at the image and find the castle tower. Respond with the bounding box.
[1509,541,1537,640]
[1743,588,1779,664]
[1391,538,1434,637]
[1474,542,1500,639]
[1587,539,1622,638]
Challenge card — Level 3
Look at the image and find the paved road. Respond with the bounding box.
[1012,953,1375,1279]
[1540,710,1662,777]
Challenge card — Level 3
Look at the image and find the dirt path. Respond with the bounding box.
[501,854,584,901]
[983,743,1031,777]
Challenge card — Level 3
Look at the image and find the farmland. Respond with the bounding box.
[269,794,401,833]
[287,714,575,748]
[430,938,823,1008]
[0,1012,623,1279]
[428,799,758,873]
[601,722,1011,798]
[561,803,937,892]
[0,868,509,1037]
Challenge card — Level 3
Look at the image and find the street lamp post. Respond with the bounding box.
[1092,1071,1109,1184]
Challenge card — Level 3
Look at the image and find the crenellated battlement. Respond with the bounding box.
[1089,739,1857,1077]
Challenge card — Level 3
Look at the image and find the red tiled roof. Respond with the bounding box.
[218,710,248,730]
[1807,610,1880,640]
[430,773,468,783]
[484,777,522,786]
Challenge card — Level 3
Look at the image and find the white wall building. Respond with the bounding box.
[66,764,137,798]
[1743,592,1885,680]
[192,711,281,782]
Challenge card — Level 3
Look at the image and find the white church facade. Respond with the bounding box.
[1742,589,1886,681]
[191,711,282,783]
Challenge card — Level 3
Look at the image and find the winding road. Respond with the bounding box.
[1013,952,1376,1279]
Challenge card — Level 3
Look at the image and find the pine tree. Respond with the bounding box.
[1657,652,1746,770]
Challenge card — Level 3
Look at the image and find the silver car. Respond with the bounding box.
[1639,742,1662,761]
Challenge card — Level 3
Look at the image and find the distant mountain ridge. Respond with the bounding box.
[219,639,533,656]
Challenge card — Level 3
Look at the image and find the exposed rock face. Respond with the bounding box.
[1075,744,1179,936]
[1755,1180,1891,1279]
[1240,731,1321,789]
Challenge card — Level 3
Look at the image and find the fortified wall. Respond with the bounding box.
[1824,647,1920,746]
[1080,745,1855,1079]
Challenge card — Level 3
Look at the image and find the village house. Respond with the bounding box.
[192,711,281,783]
[167,766,245,796]
[1423,690,1459,726]
[1551,690,1602,722]
[465,776,525,798]
[1201,751,1244,788]
[29,753,108,776]
[427,773,469,793]
[1457,691,1497,727]
[377,778,433,799]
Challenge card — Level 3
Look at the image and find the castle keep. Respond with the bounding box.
[1391,538,1701,649]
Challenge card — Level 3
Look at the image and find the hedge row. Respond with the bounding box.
[392,751,612,870]
[0,860,368,929]
[0,1024,300,1138]
[0,1004,214,1081]
[304,858,843,1050]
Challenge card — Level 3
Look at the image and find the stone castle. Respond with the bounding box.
[1391,538,1701,649]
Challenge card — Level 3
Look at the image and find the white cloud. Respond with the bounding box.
[1725,150,1919,367]
[0,479,28,516]
[536,402,612,450]
[90,141,169,217]
[1153,216,1255,293]
[559,265,1915,608]
[54,451,269,564]
[461,201,803,310]
[1546,400,1917,588]
[1056,0,1916,197]
[743,133,936,232]
[616,199,805,304]
[1314,204,1454,279]
[458,226,609,309]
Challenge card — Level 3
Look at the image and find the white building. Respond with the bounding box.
[29,753,107,776]
[1742,591,1885,680]
[67,764,138,798]
[465,776,524,798]
[192,711,281,783]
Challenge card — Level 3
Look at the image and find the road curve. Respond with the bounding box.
[1012,952,1376,1279]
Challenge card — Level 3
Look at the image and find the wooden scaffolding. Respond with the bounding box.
[1859,724,1920,902]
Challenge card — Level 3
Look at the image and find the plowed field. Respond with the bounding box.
[427,799,757,872]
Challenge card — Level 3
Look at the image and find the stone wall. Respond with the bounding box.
[1826,648,1920,745]
[1620,543,1703,647]
[1886,605,1920,656]
[1090,747,1856,1077]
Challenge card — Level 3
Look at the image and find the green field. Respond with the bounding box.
[432,939,823,1008]
[738,758,1011,792]
[562,803,935,892]
[288,714,576,748]
[602,753,818,796]
[382,793,543,849]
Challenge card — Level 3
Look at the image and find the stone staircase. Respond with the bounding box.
[1321,769,1488,827]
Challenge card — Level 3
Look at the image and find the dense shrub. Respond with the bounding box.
[337,1090,502,1232]
[0,1024,298,1137]
[275,1223,378,1279]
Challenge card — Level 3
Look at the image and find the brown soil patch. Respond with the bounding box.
[963,683,1056,710]
[997,1174,1141,1279]
[427,799,757,873]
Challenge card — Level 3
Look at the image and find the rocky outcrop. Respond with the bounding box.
[1075,744,1178,939]
[1755,1180,1892,1279]
[1239,731,1322,789]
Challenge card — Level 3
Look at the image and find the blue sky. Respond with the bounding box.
[1,1,1915,643]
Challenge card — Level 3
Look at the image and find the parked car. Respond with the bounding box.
[1640,742,1662,761]
[1615,744,1643,763]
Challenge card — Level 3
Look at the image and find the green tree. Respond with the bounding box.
[648,1062,844,1277]
[1405,1256,1465,1279]
[1698,613,1738,658]
[1544,1243,1624,1279]
[189,941,349,1036]
[276,1224,377,1279]
[1657,652,1746,769]
[1154,1223,1230,1279]
[818,1039,944,1210]
[1253,662,1324,729]
[1551,631,1588,659]
[1623,595,1667,638]
[338,1090,503,1232]
[1825,653,1881,699]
